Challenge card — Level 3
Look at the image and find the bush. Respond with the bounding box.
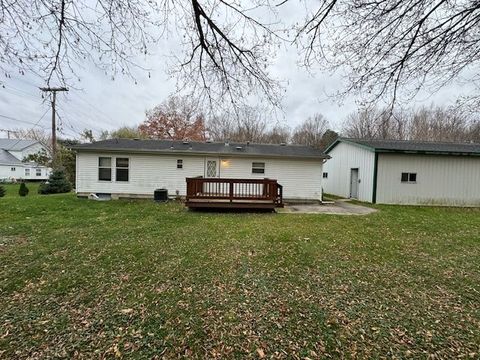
[0,185,5,197]
[38,169,73,195]
[19,182,29,197]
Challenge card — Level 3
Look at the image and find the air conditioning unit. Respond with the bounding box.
[154,188,168,202]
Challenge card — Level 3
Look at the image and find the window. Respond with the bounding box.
[401,172,417,183]
[36,168,42,176]
[177,159,183,169]
[323,172,328,179]
[116,158,129,182]
[98,157,112,181]
[25,169,30,176]
[11,167,15,172]
[252,162,265,174]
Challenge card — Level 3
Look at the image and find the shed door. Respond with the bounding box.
[350,168,359,199]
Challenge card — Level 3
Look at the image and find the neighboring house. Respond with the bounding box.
[73,139,329,201]
[323,138,480,206]
[0,139,51,181]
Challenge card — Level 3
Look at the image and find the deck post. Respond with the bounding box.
[229,181,234,203]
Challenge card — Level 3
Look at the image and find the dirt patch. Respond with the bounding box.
[0,235,28,251]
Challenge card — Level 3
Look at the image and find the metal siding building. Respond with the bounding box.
[322,142,375,202]
[324,138,480,206]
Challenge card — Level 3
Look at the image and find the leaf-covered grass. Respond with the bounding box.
[0,194,479,358]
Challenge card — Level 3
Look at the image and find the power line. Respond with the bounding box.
[0,114,49,128]
[56,111,84,139]
[0,87,43,102]
[72,92,118,125]
[5,108,50,150]
[1,84,42,100]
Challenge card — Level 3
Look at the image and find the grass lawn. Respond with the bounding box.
[0,189,479,358]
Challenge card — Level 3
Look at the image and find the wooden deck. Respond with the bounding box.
[185,177,283,209]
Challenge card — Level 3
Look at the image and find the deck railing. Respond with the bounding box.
[186,177,283,208]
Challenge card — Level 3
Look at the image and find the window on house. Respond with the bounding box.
[177,159,183,169]
[323,172,328,179]
[36,168,42,176]
[25,168,30,176]
[11,167,15,172]
[98,157,112,181]
[252,162,265,174]
[401,172,417,183]
[116,158,129,182]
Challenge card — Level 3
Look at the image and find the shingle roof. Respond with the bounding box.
[0,139,38,151]
[72,139,329,159]
[0,149,23,165]
[326,138,480,155]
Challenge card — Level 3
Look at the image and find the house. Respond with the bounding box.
[0,139,51,181]
[323,138,480,206]
[73,139,329,201]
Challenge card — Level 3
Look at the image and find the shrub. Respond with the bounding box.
[38,169,72,195]
[0,185,5,197]
[19,182,29,197]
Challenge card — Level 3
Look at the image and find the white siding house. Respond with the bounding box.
[74,139,328,201]
[323,138,480,206]
[0,139,51,181]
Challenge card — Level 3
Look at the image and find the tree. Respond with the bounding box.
[0,185,5,198]
[102,126,147,140]
[0,1,280,110]
[342,104,477,142]
[291,114,330,148]
[320,129,339,150]
[139,95,207,141]
[38,170,72,195]
[263,125,291,144]
[342,107,409,140]
[53,139,80,185]
[293,0,480,107]
[207,105,285,143]
[23,149,51,167]
[80,129,95,143]
[18,183,29,197]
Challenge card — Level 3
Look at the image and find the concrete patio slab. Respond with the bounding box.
[279,199,377,215]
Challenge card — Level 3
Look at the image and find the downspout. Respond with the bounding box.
[372,152,378,204]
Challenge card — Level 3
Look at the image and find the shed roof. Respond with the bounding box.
[0,139,38,151]
[325,138,480,156]
[72,139,329,159]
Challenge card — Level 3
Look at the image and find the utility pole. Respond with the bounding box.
[40,87,68,157]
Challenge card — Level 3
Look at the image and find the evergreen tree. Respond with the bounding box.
[38,169,72,194]
[19,182,29,197]
[0,185,6,198]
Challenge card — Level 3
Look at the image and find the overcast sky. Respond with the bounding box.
[0,2,476,140]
